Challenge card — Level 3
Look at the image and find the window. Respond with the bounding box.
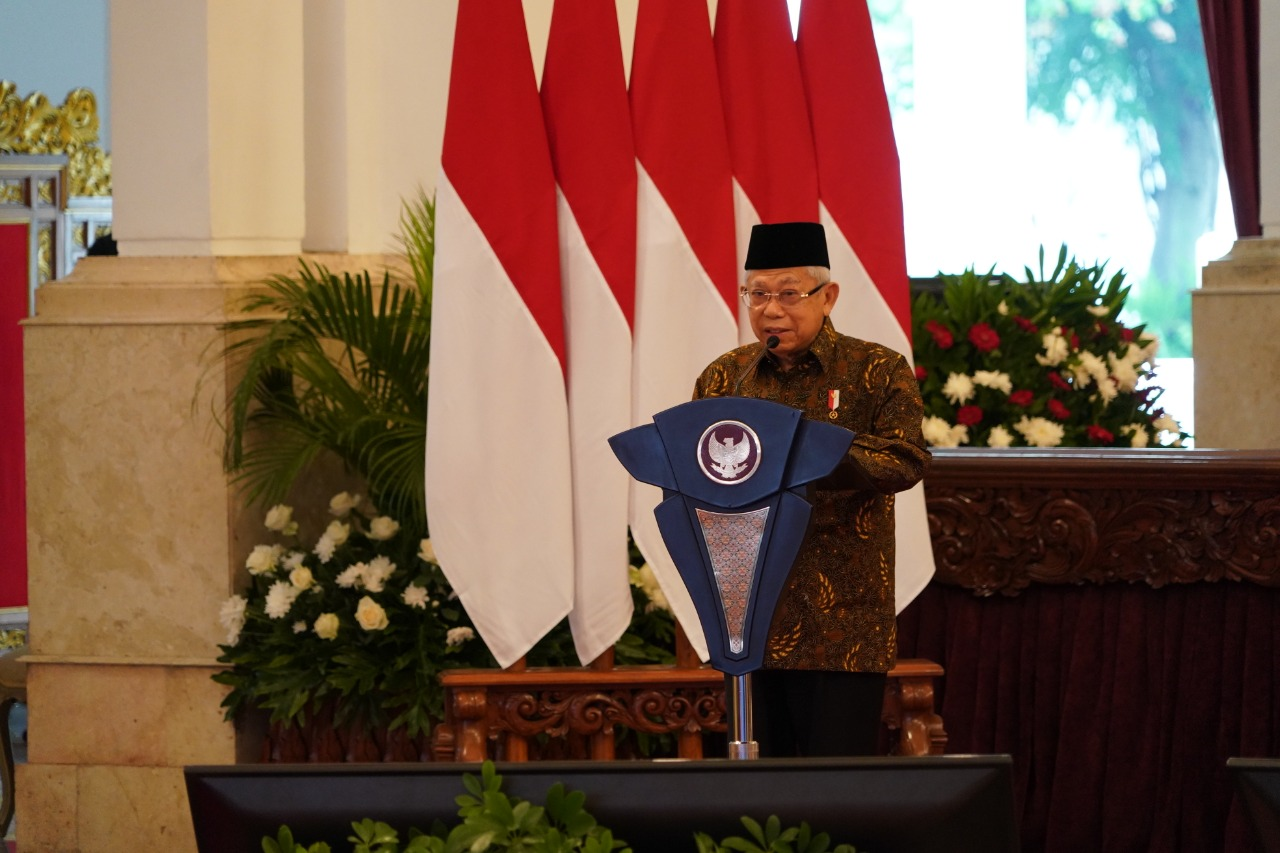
[790,0,1231,438]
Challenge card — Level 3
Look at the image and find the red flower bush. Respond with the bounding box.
[1086,425,1115,444]
[924,319,953,349]
[1047,372,1071,391]
[1009,390,1034,407]
[967,322,1001,352]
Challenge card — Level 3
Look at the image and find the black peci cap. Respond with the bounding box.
[743,221,829,270]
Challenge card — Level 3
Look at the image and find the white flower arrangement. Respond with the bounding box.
[213,493,490,736]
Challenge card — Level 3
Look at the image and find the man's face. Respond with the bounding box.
[744,267,840,369]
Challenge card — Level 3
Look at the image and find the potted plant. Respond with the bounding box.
[210,193,675,756]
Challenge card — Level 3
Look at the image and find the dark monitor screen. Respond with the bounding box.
[1230,758,1280,852]
[185,755,1019,853]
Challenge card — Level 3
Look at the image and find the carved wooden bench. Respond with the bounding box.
[431,655,946,762]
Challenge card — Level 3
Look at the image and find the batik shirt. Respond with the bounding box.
[692,319,930,672]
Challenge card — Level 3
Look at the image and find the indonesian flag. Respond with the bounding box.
[541,0,637,665]
[798,0,936,611]
[630,0,739,658]
[714,0,820,345]
[426,0,574,668]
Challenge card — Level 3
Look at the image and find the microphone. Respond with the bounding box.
[732,335,780,395]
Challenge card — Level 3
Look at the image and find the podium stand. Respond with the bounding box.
[609,397,853,758]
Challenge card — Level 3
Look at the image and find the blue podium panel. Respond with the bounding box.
[610,397,853,675]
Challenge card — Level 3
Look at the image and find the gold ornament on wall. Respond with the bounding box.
[0,80,112,197]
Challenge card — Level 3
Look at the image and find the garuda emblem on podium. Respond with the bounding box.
[699,421,761,483]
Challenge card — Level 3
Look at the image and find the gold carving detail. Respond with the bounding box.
[0,80,112,197]
[36,222,53,284]
[0,179,20,205]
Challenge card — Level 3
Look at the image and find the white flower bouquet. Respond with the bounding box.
[215,493,489,737]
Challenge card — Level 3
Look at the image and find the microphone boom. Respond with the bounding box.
[732,335,780,395]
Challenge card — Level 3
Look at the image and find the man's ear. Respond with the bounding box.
[823,281,840,315]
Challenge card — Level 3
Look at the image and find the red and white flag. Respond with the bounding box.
[798,0,936,610]
[541,0,637,665]
[426,0,574,668]
[630,0,739,658]
[714,0,820,344]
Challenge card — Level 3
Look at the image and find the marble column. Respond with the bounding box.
[1192,3,1280,448]
[17,1,453,850]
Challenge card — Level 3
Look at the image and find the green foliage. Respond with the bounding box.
[209,190,679,742]
[1026,0,1220,358]
[263,824,332,852]
[912,245,1190,448]
[1027,0,1212,134]
[694,815,859,853]
[264,762,629,853]
[264,762,864,853]
[215,192,435,542]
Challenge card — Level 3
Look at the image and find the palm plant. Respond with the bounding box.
[217,193,434,543]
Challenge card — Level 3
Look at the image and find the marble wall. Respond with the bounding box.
[19,252,393,852]
[1193,238,1280,448]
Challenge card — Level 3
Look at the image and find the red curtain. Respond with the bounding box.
[0,224,28,608]
[1197,0,1261,238]
[899,580,1279,853]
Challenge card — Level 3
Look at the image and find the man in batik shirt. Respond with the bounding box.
[693,221,929,757]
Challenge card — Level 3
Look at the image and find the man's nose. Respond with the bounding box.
[761,298,787,317]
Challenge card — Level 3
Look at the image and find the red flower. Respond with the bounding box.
[1118,326,1135,342]
[967,322,1001,352]
[924,320,953,349]
[1048,398,1071,420]
[1060,325,1080,350]
[1047,372,1071,391]
[914,365,927,381]
[1009,390,1034,407]
[956,405,984,426]
[1013,315,1038,333]
[1086,425,1115,444]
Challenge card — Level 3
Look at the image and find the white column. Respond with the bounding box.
[1261,2,1280,235]
[302,0,457,253]
[110,0,305,256]
[1192,4,1280,448]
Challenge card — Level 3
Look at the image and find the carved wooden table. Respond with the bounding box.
[923,447,1280,594]
[431,658,945,762]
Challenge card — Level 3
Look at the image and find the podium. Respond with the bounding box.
[609,396,853,757]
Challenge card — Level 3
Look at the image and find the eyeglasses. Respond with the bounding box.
[740,281,828,308]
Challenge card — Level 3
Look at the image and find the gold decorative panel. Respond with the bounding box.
[0,629,25,651]
[0,178,20,205]
[0,80,112,197]
[37,222,53,283]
